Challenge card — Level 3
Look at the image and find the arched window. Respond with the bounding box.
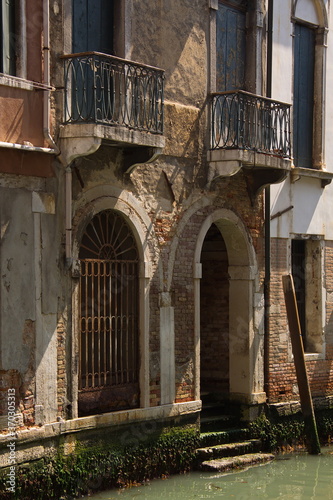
[292,0,327,169]
[78,210,139,416]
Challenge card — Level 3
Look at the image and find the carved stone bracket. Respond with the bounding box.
[243,167,289,205]
[58,123,165,169]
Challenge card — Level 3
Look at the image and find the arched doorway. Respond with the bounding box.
[194,210,264,407]
[200,223,229,397]
[78,210,140,416]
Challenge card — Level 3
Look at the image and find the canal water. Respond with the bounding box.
[81,446,333,500]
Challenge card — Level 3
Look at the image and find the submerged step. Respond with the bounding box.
[201,453,275,472]
[200,415,238,432]
[197,439,262,460]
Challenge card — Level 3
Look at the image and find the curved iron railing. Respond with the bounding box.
[62,52,164,134]
[211,91,291,158]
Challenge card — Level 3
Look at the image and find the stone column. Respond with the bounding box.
[160,292,175,405]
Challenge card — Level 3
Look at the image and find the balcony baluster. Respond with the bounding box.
[211,91,291,159]
[62,52,164,135]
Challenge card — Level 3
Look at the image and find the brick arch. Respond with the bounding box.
[293,0,328,28]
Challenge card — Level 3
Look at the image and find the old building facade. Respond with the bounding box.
[0,0,333,467]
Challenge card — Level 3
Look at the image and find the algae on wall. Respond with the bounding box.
[0,427,199,500]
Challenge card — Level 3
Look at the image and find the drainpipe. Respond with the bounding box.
[43,0,59,154]
[264,0,273,400]
[65,165,73,267]
[43,0,73,267]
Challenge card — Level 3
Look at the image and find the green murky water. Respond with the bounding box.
[81,447,333,500]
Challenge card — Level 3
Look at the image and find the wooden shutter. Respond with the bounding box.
[216,2,246,92]
[293,23,315,169]
[72,0,114,54]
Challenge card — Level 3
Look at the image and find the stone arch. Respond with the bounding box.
[70,188,156,417]
[193,209,265,406]
[293,0,328,28]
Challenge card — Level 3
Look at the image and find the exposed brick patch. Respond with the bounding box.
[0,370,21,417]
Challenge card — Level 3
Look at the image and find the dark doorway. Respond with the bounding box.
[200,224,229,397]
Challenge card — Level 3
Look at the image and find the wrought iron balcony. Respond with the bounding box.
[211,91,291,158]
[62,52,164,134]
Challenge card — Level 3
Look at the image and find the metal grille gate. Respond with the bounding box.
[78,211,139,416]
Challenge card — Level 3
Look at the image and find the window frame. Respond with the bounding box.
[291,9,327,170]
[290,236,325,355]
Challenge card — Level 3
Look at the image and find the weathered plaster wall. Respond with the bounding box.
[0,172,62,427]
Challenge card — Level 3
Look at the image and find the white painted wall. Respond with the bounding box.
[270,0,333,239]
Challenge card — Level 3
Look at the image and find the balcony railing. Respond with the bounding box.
[62,52,164,134]
[211,91,291,158]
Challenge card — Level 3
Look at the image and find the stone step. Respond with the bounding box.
[199,428,250,447]
[200,414,238,432]
[196,439,262,461]
[200,452,275,472]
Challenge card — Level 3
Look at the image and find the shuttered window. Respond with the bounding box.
[216,1,247,91]
[72,0,114,54]
[293,23,315,169]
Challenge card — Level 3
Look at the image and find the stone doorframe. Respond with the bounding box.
[70,187,154,419]
[193,209,266,406]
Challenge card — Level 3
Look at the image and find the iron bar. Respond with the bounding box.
[79,258,139,391]
[211,90,291,158]
[63,52,164,134]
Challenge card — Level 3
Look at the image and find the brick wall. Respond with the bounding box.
[268,238,333,403]
[171,173,264,402]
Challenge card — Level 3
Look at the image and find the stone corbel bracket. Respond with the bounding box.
[58,123,165,169]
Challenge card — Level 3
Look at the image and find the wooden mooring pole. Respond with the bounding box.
[282,274,321,455]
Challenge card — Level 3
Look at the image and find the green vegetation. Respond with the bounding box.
[0,427,200,500]
[249,409,333,452]
[1,409,332,499]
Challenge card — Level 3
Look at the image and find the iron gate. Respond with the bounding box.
[78,211,139,416]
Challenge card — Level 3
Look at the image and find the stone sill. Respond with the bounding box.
[0,74,34,91]
[303,352,325,361]
[0,400,202,448]
[290,167,333,187]
[0,74,52,92]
